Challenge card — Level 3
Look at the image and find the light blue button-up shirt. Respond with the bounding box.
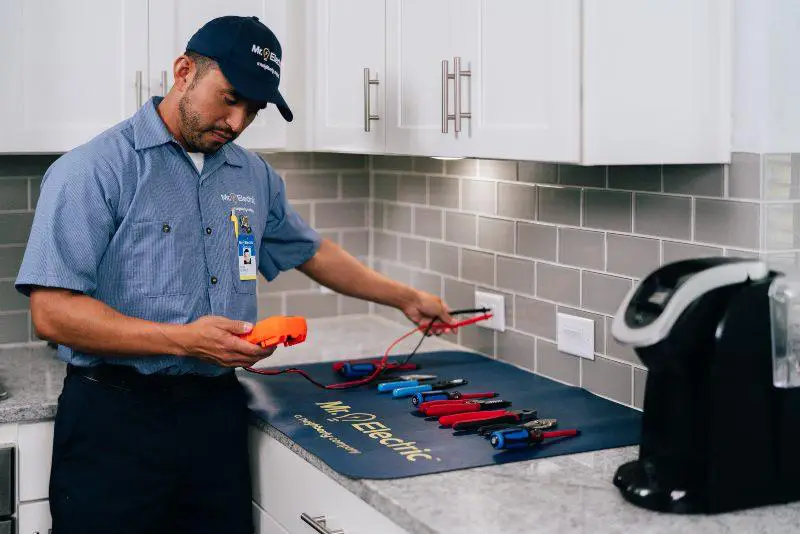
[16,97,321,376]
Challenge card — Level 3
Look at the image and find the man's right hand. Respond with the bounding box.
[172,316,276,368]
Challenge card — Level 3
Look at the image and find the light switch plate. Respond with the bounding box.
[475,291,506,332]
[557,313,594,360]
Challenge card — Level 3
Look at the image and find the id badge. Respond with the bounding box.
[238,233,256,280]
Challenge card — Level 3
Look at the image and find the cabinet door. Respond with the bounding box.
[470,0,580,162]
[253,501,289,534]
[18,422,54,503]
[17,500,52,534]
[313,0,386,153]
[0,0,148,153]
[386,0,475,158]
[148,0,288,150]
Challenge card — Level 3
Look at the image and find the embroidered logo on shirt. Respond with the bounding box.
[220,192,256,204]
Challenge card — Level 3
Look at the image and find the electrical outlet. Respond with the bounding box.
[556,313,595,360]
[474,291,506,332]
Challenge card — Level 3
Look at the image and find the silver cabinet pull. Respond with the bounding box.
[161,70,169,96]
[300,513,344,534]
[441,57,471,134]
[453,56,471,133]
[135,70,143,108]
[363,68,380,132]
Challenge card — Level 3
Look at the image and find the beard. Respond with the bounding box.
[177,92,235,154]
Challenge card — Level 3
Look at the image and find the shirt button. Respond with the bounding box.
[210,276,218,285]
[162,224,171,233]
[205,227,212,235]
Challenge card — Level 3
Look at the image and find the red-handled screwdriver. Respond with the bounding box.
[440,409,539,430]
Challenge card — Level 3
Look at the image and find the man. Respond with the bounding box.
[15,16,453,534]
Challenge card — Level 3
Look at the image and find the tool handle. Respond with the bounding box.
[489,428,531,450]
[439,409,510,428]
[392,384,432,398]
[542,429,579,440]
[377,380,418,392]
[338,362,376,378]
[239,315,307,347]
[425,403,482,417]
[418,399,469,413]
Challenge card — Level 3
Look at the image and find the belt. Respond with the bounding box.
[67,363,237,400]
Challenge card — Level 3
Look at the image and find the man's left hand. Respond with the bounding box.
[401,290,456,335]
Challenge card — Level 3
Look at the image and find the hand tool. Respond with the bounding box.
[424,399,512,417]
[411,390,497,406]
[477,418,558,436]
[238,315,307,348]
[392,378,468,399]
[377,375,438,393]
[489,428,580,450]
[416,394,500,414]
[333,360,419,379]
[440,409,539,430]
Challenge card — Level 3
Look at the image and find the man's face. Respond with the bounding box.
[177,65,266,154]
[244,250,251,259]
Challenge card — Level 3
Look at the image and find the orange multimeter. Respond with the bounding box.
[239,315,308,349]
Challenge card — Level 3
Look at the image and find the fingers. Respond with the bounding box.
[213,317,254,335]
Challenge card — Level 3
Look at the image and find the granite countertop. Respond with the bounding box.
[3,316,800,533]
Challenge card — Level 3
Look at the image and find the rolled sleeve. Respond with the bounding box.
[258,164,321,282]
[15,154,118,297]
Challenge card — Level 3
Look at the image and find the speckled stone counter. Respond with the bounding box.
[4,316,800,533]
[0,344,65,423]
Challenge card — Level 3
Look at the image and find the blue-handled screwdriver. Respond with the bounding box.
[392,378,468,399]
[376,375,437,393]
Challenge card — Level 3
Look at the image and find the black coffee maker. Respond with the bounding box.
[610,257,800,514]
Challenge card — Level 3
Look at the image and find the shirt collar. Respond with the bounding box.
[132,96,244,168]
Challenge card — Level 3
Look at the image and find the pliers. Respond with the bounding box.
[411,390,497,407]
[333,359,419,379]
[376,374,438,393]
[423,398,512,417]
[439,409,539,430]
[392,378,468,399]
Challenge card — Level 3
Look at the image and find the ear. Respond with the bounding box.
[172,55,194,92]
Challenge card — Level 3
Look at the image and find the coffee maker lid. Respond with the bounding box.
[611,260,769,348]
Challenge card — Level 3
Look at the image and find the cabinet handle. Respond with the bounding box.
[441,59,450,133]
[363,68,380,132]
[135,70,143,108]
[300,513,345,534]
[161,70,169,97]
[453,56,471,133]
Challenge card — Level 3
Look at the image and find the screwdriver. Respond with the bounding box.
[334,360,419,379]
[489,428,580,450]
[477,418,558,436]
[376,375,438,393]
[440,408,539,430]
[392,378,468,399]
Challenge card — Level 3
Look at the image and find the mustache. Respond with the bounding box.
[208,127,235,140]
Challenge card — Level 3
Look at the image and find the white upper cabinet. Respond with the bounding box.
[149,0,288,151]
[582,0,731,164]
[312,0,386,153]
[0,0,148,153]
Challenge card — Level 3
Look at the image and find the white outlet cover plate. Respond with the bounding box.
[556,313,595,360]
[475,291,506,332]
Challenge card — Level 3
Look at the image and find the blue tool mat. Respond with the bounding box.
[238,350,641,479]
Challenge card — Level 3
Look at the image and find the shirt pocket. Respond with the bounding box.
[131,219,195,297]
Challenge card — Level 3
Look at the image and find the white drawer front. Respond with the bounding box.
[254,501,290,534]
[18,422,54,503]
[249,427,409,534]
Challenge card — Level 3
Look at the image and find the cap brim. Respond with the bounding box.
[218,61,293,122]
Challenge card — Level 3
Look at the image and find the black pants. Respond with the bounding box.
[50,366,253,534]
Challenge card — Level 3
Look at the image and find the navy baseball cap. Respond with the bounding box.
[186,16,293,122]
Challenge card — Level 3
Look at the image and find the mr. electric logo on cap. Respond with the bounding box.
[251,44,281,79]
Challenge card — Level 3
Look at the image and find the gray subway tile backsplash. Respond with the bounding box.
[429,242,459,277]
[400,237,427,269]
[445,212,478,246]
[515,295,556,340]
[536,263,580,307]
[0,179,28,211]
[460,326,495,357]
[608,165,661,192]
[341,171,370,198]
[461,249,494,286]
[413,207,443,239]
[582,356,632,405]
[497,329,536,370]
[634,193,692,239]
[374,173,398,201]
[284,171,338,200]
[538,186,581,226]
[582,271,632,315]
[429,176,459,208]
[661,241,723,265]
[384,204,412,233]
[662,164,724,197]
[497,182,537,220]
[398,174,427,204]
[0,213,34,245]
[479,159,518,181]
[315,201,367,228]
[729,153,762,200]
[412,157,444,174]
[462,179,496,215]
[0,281,27,312]
[695,199,760,249]
[496,255,536,296]
[0,247,25,279]
[517,222,557,261]
[558,227,605,270]
[536,339,580,386]
[633,368,647,409]
[478,217,515,254]
[445,159,478,177]
[412,271,442,296]
[0,312,29,344]
[605,234,660,278]
[559,164,606,188]
[518,161,558,184]
[583,190,632,232]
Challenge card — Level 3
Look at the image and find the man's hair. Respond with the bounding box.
[185,50,218,89]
